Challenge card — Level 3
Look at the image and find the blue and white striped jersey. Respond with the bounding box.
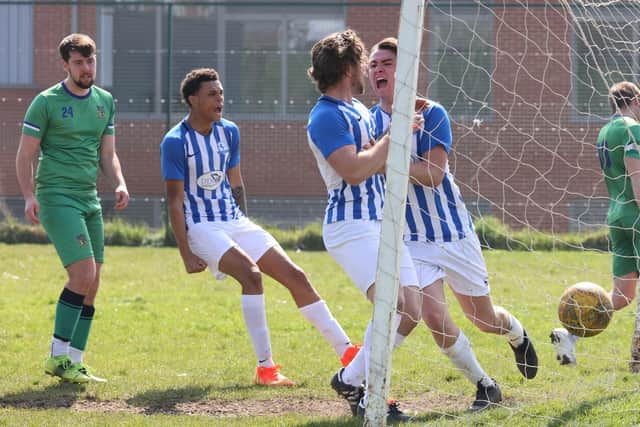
[308,95,385,224]
[370,102,474,243]
[160,118,243,224]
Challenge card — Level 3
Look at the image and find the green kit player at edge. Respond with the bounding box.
[16,33,129,383]
[551,81,640,372]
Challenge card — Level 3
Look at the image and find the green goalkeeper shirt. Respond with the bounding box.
[21,81,115,198]
[596,115,640,224]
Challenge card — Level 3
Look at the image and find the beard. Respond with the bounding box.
[72,75,94,89]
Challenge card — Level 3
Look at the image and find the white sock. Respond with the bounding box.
[568,332,580,345]
[342,321,371,387]
[441,331,489,385]
[68,346,83,364]
[495,306,525,347]
[342,314,400,387]
[241,294,274,367]
[299,299,351,357]
[506,314,525,347]
[361,313,400,386]
[51,337,69,357]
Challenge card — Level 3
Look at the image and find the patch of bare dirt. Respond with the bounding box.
[0,393,497,419]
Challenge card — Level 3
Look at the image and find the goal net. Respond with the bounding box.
[369,0,640,423]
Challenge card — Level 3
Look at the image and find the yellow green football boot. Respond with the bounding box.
[77,363,107,383]
[44,355,91,383]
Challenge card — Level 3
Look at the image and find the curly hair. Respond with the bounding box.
[307,29,367,93]
[180,68,220,107]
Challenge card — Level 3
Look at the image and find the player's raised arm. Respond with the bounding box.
[409,145,447,188]
[15,133,42,224]
[326,138,389,185]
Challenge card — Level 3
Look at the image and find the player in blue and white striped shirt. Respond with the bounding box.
[161,68,359,387]
[368,37,538,410]
[307,30,416,420]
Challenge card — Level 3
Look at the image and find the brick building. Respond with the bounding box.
[0,1,624,232]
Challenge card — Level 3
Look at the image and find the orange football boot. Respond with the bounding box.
[254,364,295,386]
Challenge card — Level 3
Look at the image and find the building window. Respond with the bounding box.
[98,3,344,117]
[572,6,638,120]
[222,13,344,117]
[0,3,32,85]
[427,4,493,119]
[99,4,167,115]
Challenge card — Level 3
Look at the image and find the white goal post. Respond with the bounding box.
[366,0,425,425]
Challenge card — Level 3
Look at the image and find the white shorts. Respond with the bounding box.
[323,220,418,295]
[405,234,490,297]
[187,216,278,280]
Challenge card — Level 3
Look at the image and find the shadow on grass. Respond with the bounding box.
[298,418,362,427]
[126,385,213,414]
[0,382,85,409]
[546,392,630,426]
[212,383,267,393]
[298,411,459,427]
[407,411,459,424]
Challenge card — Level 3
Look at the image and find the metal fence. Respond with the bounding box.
[0,1,627,231]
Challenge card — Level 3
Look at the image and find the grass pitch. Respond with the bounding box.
[0,244,639,426]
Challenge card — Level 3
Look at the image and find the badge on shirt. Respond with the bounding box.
[197,171,224,191]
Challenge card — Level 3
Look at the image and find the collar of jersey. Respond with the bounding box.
[61,81,92,99]
[374,104,392,117]
[181,117,221,135]
[320,95,357,107]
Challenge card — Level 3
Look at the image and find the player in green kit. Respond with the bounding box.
[551,81,640,371]
[16,33,129,383]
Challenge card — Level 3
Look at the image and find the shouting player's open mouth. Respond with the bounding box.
[376,77,388,89]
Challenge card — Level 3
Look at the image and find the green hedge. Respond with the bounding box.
[0,216,610,252]
[474,216,610,251]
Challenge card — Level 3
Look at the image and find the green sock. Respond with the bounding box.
[53,288,85,342]
[70,305,95,352]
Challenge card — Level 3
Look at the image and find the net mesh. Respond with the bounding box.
[373,0,640,420]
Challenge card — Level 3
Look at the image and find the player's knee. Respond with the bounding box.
[289,265,312,289]
[401,296,421,326]
[403,305,421,326]
[423,309,448,331]
[239,269,263,294]
[68,266,96,291]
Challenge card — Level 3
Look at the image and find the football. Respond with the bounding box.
[558,282,613,337]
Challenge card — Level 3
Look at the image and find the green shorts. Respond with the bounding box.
[609,215,640,277]
[38,193,104,267]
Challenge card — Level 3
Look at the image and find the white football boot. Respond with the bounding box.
[550,327,577,365]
